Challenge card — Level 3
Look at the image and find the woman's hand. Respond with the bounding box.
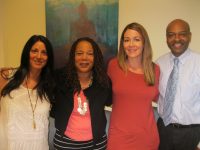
[0,67,13,91]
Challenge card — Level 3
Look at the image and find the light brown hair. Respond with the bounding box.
[117,22,155,85]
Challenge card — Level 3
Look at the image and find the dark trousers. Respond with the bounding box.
[157,117,200,150]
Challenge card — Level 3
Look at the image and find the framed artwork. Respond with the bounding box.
[46,0,118,68]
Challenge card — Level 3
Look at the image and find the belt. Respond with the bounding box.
[168,123,200,128]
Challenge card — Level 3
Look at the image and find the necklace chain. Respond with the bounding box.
[80,76,93,89]
[25,77,38,129]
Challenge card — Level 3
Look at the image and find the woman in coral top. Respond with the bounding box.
[107,22,160,150]
[51,37,112,150]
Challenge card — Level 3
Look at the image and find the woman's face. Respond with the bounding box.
[123,29,143,60]
[29,41,48,72]
[75,41,94,75]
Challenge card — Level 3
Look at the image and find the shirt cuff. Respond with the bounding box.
[197,142,200,148]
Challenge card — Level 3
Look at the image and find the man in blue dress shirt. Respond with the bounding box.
[156,19,200,150]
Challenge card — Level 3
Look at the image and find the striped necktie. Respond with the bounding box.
[163,58,179,126]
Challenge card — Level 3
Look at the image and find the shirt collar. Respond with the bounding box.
[169,48,191,65]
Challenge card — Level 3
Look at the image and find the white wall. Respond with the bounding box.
[119,0,200,60]
[1,0,200,66]
[1,0,46,67]
[0,0,4,67]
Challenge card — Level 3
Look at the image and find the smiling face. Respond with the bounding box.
[166,20,191,57]
[75,41,94,75]
[123,29,144,61]
[29,41,48,72]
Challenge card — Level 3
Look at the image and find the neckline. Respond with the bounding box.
[127,69,144,75]
[20,85,34,90]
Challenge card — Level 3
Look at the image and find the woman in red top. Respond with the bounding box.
[107,22,160,150]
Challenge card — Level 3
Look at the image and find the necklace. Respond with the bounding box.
[80,75,93,89]
[77,94,88,115]
[77,76,92,115]
[25,78,38,129]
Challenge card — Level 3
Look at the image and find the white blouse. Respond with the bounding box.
[0,85,50,150]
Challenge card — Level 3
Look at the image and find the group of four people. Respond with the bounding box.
[0,18,200,150]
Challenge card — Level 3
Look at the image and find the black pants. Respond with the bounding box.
[157,118,200,150]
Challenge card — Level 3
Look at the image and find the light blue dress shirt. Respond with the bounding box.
[156,49,200,125]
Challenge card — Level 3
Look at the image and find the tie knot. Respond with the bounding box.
[174,58,179,66]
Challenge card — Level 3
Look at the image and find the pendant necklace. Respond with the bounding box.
[77,94,88,115]
[77,76,93,115]
[25,77,38,129]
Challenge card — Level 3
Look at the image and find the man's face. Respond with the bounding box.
[166,20,191,57]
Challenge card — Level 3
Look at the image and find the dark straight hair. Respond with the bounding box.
[1,35,55,101]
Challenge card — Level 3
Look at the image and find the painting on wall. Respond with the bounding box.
[46,0,118,68]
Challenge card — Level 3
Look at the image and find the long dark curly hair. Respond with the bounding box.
[66,37,110,92]
[1,35,55,102]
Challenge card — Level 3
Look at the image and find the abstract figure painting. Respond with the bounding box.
[46,0,118,68]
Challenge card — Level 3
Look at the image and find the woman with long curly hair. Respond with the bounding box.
[51,37,112,150]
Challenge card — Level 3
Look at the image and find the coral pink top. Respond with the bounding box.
[65,90,93,141]
[107,58,160,150]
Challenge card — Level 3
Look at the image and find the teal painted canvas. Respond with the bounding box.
[46,0,118,68]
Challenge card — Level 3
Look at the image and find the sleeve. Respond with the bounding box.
[0,98,9,150]
[197,142,200,149]
[50,101,56,118]
[107,58,113,78]
[50,67,66,118]
[105,78,112,106]
[153,64,160,103]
